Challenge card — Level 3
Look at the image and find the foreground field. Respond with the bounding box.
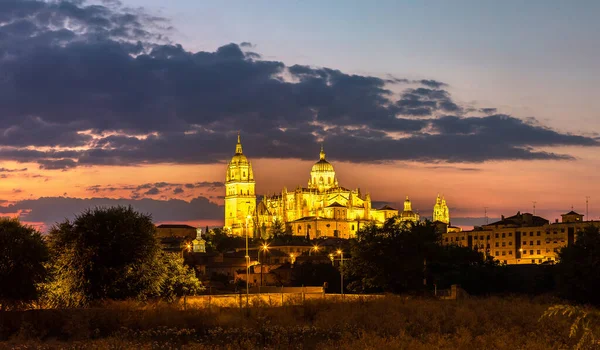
[0,296,594,349]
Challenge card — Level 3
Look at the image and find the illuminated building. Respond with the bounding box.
[433,194,450,224]
[224,133,256,237]
[257,145,397,239]
[442,211,600,264]
[398,196,420,223]
[224,134,453,238]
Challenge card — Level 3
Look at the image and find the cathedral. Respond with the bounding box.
[223,134,452,238]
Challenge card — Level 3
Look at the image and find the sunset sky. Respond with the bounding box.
[0,0,599,231]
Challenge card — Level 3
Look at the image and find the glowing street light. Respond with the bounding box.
[329,253,334,266]
[309,245,320,256]
[290,253,296,265]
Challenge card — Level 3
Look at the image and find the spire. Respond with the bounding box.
[319,144,325,160]
[235,132,243,154]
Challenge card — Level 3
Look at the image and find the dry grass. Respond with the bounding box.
[0,295,591,349]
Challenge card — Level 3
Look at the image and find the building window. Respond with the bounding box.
[243,172,246,177]
[487,235,490,240]
[530,250,534,255]
[537,250,541,254]
[537,231,541,236]
[561,228,565,233]
[502,251,506,256]
[523,251,527,255]
[508,241,512,246]
[495,251,499,256]
[502,233,505,238]
[509,232,512,237]
[502,242,505,247]
[495,233,499,238]
[474,236,478,240]
[509,251,512,255]
[537,240,541,245]
[530,232,534,237]
[352,225,355,230]
[495,242,499,247]
[298,225,302,232]
[523,241,527,245]
[532,259,536,263]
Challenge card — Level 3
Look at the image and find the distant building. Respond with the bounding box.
[156,224,196,240]
[442,211,600,264]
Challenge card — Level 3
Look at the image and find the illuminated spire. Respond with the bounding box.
[235,132,243,154]
[319,144,325,160]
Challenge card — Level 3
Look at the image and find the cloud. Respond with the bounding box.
[0,167,27,173]
[0,0,597,169]
[173,187,184,194]
[143,187,160,195]
[0,196,223,227]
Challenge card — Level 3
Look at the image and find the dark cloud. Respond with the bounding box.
[173,187,183,194]
[0,196,223,227]
[0,0,596,168]
[479,108,498,114]
[143,187,160,195]
[0,167,27,173]
[37,159,78,170]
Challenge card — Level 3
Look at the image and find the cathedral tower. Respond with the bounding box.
[433,194,450,224]
[224,133,256,236]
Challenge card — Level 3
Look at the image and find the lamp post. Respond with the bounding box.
[337,249,344,296]
[329,253,334,266]
[245,215,251,299]
[258,243,269,287]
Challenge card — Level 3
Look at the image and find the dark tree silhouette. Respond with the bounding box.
[556,225,600,305]
[0,218,48,310]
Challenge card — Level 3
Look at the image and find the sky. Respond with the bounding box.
[0,0,599,230]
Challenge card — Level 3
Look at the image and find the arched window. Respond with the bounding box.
[328,177,331,184]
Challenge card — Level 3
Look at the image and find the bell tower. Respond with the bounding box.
[224,133,256,236]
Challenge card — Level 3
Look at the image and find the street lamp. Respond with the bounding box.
[329,253,334,266]
[309,245,320,256]
[245,215,252,299]
[290,253,296,265]
[337,249,344,296]
[258,243,269,287]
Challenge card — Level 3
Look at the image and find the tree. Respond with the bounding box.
[345,219,442,294]
[291,261,340,292]
[0,218,48,310]
[44,206,165,306]
[159,253,204,302]
[269,217,285,238]
[556,225,600,305]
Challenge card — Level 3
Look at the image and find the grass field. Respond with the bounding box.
[0,295,594,349]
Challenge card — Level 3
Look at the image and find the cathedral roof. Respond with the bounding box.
[378,205,397,211]
[326,202,345,208]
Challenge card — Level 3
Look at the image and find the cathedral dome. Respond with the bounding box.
[311,146,335,173]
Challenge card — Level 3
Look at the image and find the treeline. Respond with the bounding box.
[0,206,202,310]
[342,219,600,305]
